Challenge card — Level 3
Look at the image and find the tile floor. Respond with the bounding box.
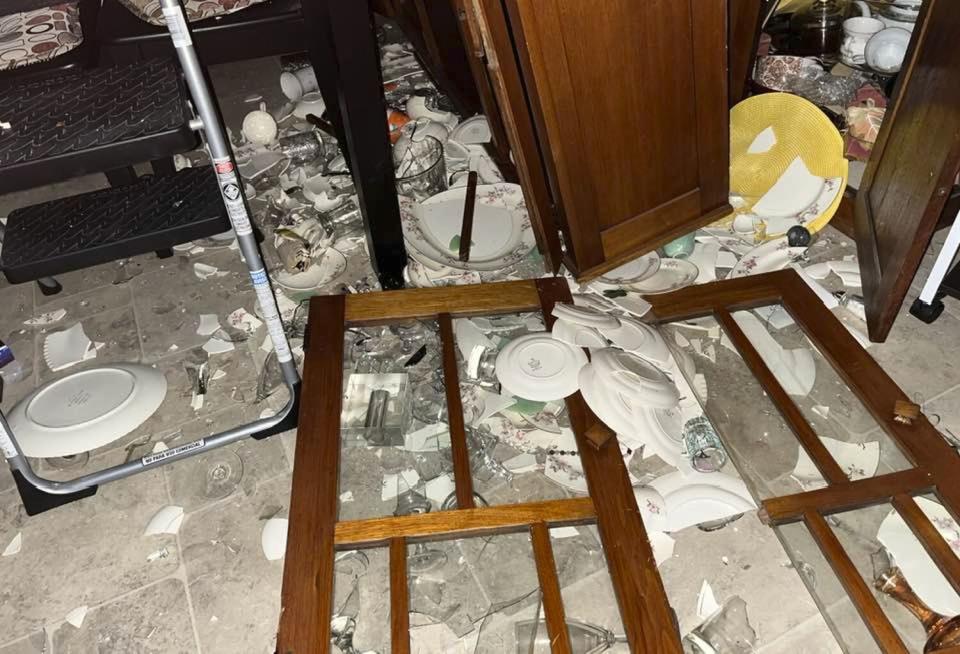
[2,57,960,653]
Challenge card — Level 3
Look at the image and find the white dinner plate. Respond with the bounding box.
[495,333,587,401]
[729,237,807,279]
[599,316,671,366]
[592,348,680,409]
[8,364,168,458]
[401,185,536,271]
[650,471,757,532]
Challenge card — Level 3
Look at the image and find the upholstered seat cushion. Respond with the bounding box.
[114,0,268,26]
[0,3,83,71]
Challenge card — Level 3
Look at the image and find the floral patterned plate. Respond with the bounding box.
[400,184,536,272]
[728,237,807,279]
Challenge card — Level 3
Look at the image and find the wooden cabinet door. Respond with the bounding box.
[498,0,731,278]
[855,0,960,342]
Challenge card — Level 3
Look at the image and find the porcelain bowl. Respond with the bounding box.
[865,28,911,73]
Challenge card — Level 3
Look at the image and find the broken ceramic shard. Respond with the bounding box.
[43,322,96,372]
[196,313,221,337]
[649,471,756,533]
[64,606,88,629]
[793,437,879,488]
[23,309,67,326]
[261,517,289,561]
[144,505,185,536]
[2,532,22,557]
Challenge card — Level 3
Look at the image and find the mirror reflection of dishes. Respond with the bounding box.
[273,248,347,292]
[401,184,536,271]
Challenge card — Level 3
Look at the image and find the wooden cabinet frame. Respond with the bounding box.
[277,272,960,653]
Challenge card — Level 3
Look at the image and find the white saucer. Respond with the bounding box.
[8,364,168,458]
[551,303,620,330]
[495,334,588,401]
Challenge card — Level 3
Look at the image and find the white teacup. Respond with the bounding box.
[280,66,319,102]
[841,17,885,66]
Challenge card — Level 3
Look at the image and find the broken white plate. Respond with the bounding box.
[8,364,167,458]
[404,185,535,271]
[551,303,620,330]
[495,334,587,401]
[606,293,653,318]
[571,293,615,312]
[454,318,497,361]
[793,437,879,488]
[634,485,668,532]
[599,316,671,367]
[729,237,806,278]
[697,580,721,619]
[790,263,840,309]
[44,323,95,372]
[804,262,832,280]
[732,311,816,396]
[629,259,699,295]
[143,505,185,536]
[203,338,235,355]
[747,126,777,154]
[878,497,960,616]
[196,314,221,337]
[550,318,608,349]
[598,252,661,285]
[24,309,67,327]
[650,531,676,567]
[687,240,721,283]
[650,471,757,533]
[273,248,348,292]
[2,532,22,557]
[65,605,88,629]
[592,348,680,409]
[752,156,825,218]
[827,260,862,288]
[261,517,289,561]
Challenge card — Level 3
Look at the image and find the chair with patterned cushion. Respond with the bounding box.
[97,0,313,66]
[0,0,99,84]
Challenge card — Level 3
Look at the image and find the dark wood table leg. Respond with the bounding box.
[300,0,408,290]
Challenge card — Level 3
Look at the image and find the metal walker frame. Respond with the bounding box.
[0,0,301,514]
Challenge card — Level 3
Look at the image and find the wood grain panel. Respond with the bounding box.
[335,497,596,547]
[530,523,573,654]
[504,0,729,273]
[536,277,683,653]
[439,313,475,509]
[390,537,410,654]
[344,279,540,324]
[805,511,909,653]
[855,0,960,341]
[276,294,346,653]
[467,0,564,271]
[762,468,932,523]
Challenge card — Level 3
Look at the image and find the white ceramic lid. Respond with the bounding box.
[494,334,587,401]
[8,364,168,458]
